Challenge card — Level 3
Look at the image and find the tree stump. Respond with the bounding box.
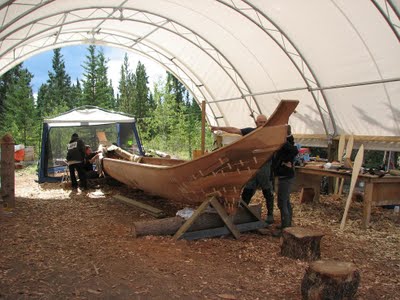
[301,260,360,300]
[281,227,324,260]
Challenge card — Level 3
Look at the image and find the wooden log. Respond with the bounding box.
[281,227,325,261]
[108,145,142,162]
[1,134,15,209]
[301,260,360,300]
[132,204,261,238]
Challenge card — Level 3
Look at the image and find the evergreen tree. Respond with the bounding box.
[36,83,49,119]
[133,61,150,132]
[0,65,22,128]
[118,53,133,113]
[95,48,114,108]
[166,71,186,107]
[82,45,97,105]
[81,45,115,108]
[46,48,72,114]
[70,79,83,107]
[2,67,38,145]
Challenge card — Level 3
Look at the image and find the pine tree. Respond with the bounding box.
[2,67,38,145]
[0,65,22,129]
[46,48,72,114]
[36,83,49,119]
[166,71,186,107]
[118,53,132,113]
[95,48,114,108]
[81,45,115,108]
[133,61,150,132]
[71,79,83,107]
[82,45,97,106]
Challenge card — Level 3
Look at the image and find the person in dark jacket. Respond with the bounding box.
[66,133,87,190]
[272,125,299,233]
[210,114,275,224]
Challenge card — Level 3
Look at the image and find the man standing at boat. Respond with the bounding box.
[210,114,275,224]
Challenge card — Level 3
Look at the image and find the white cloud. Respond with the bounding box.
[104,47,166,96]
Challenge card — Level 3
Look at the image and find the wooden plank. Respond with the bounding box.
[182,221,266,240]
[340,144,364,230]
[334,134,346,194]
[113,194,166,218]
[240,200,263,222]
[343,135,354,168]
[209,197,240,239]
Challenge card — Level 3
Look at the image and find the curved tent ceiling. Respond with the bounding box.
[0,0,399,150]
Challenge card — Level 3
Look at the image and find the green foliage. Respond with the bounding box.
[82,46,115,108]
[1,47,212,161]
[36,49,72,118]
[139,78,213,159]
[1,67,39,146]
[0,65,22,129]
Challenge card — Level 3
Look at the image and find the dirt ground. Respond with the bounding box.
[1,169,399,299]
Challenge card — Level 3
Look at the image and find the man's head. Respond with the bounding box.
[71,133,79,139]
[85,145,92,154]
[255,114,268,128]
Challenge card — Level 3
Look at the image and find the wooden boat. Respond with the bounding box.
[102,100,299,211]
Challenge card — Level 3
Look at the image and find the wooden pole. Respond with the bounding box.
[201,100,206,155]
[1,134,15,209]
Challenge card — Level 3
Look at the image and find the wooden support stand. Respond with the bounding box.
[173,197,266,240]
[281,227,325,261]
[132,204,262,238]
[301,260,360,300]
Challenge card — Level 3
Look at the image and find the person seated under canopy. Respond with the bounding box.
[84,145,100,179]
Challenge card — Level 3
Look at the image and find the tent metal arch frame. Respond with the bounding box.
[371,0,400,42]
[0,5,262,125]
[11,29,223,127]
[331,0,399,134]
[224,0,336,137]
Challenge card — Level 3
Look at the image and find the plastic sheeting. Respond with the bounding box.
[0,0,399,149]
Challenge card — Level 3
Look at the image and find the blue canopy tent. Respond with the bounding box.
[38,106,144,183]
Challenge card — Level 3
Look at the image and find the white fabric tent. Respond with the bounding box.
[38,106,144,183]
[0,0,399,150]
[44,106,136,127]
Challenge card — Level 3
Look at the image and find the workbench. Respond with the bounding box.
[294,166,400,229]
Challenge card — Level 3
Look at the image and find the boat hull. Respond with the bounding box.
[103,124,287,205]
[102,100,299,208]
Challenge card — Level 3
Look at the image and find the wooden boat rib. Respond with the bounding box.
[102,100,299,211]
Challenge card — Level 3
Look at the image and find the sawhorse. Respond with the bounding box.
[173,196,267,240]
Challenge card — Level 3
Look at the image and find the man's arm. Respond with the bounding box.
[210,126,242,135]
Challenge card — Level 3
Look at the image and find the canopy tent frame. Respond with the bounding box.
[38,106,144,183]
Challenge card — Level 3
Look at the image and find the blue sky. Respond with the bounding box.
[23,45,166,97]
